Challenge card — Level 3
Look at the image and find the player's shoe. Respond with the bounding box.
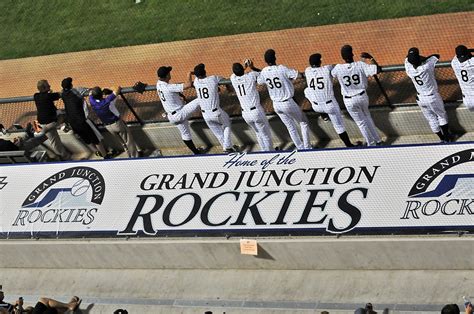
[320,113,331,122]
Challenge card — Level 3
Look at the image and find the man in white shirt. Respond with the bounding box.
[332,45,382,146]
[156,66,204,154]
[451,45,474,112]
[405,47,453,142]
[192,63,235,153]
[230,60,273,151]
[257,49,311,150]
[304,53,356,147]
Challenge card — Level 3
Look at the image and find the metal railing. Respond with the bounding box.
[0,61,461,129]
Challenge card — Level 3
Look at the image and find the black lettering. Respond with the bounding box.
[327,188,365,233]
[119,195,164,235]
[231,191,278,225]
[295,189,333,224]
[402,201,421,219]
[271,190,299,225]
[201,192,239,226]
[162,193,200,227]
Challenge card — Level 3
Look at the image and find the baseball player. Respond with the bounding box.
[257,49,311,150]
[451,45,474,111]
[230,60,273,151]
[156,66,204,154]
[192,63,235,153]
[405,47,453,142]
[304,53,357,147]
[331,45,382,146]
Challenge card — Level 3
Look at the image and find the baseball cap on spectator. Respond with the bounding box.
[91,86,103,99]
[157,66,172,79]
[341,45,354,60]
[407,47,421,66]
[232,63,245,76]
[309,53,322,67]
[61,77,73,90]
[455,45,471,62]
[264,49,276,64]
[194,63,206,77]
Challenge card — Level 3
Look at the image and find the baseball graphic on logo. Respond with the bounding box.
[70,178,90,196]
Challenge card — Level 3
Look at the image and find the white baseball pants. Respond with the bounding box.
[273,99,311,150]
[416,93,448,133]
[202,108,233,150]
[343,93,380,146]
[167,99,200,141]
[242,106,273,151]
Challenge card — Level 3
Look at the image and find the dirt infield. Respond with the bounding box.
[0,12,471,100]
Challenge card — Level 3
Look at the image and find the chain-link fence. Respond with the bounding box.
[0,62,462,130]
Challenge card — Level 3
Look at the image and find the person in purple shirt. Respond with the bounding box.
[89,86,138,158]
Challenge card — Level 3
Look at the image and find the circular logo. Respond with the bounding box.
[70,178,91,196]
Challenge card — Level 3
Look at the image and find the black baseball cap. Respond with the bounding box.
[91,86,103,99]
[157,66,172,78]
[341,45,353,60]
[194,63,206,77]
[309,53,322,66]
[407,47,421,66]
[455,45,471,62]
[264,49,276,64]
[232,63,245,76]
[61,77,73,90]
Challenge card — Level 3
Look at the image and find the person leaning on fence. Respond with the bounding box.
[33,80,71,160]
[451,45,474,112]
[404,47,454,143]
[60,77,109,159]
[89,86,139,158]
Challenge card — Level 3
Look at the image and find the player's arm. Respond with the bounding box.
[183,71,194,90]
[245,59,261,72]
[361,52,382,74]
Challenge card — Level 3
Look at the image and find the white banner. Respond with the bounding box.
[0,143,473,238]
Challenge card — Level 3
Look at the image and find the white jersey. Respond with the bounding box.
[193,75,222,111]
[404,56,439,96]
[331,61,377,96]
[257,64,298,102]
[451,56,474,96]
[304,65,335,102]
[156,80,185,113]
[230,71,261,110]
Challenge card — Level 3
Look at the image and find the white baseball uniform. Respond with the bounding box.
[332,61,381,146]
[156,80,200,141]
[230,71,273,151]
[405,56,448,133]
[257,65,311,150]
[451,56,474,111]
[304,65,346,134]
[193,75,233,150]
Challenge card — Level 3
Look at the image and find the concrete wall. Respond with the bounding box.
[0,236,472,313]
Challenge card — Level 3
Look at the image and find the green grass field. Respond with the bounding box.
[0,0,472,60]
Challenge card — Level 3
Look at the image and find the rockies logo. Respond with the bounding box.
[0,176,7,190]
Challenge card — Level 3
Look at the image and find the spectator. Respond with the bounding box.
[442,304,461,314]
[0,123,47,154]
[0,289,14,314]
[60,77,109,159]
[33,80,71,160]
[89,86,139,158]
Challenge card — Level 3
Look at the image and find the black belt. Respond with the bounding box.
[313,100,333,105]
[201,108,218,113]
[243,107,256,111]
[103,120,119,126]
[344,91,365,99]
[417,93,434,96]
[170,111,177,115]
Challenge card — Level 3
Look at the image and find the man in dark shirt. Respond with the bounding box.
[89,86,138,158]
[0,290,14,314]
[61,77,108,158]
[34,80,71,160]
